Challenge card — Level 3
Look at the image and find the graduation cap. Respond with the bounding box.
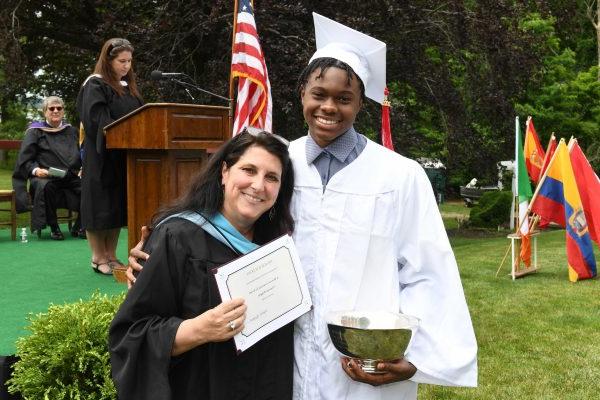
[309,12,387,104]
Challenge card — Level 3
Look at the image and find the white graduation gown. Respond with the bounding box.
[289,137,477,400]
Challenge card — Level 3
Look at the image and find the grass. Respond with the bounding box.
[440,200,470,230]
[2,168,600,398]
[440,199,470,216]
[419,230,600,400]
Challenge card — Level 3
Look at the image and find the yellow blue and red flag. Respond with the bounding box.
[569,139,600,248]
[531,139,596,281]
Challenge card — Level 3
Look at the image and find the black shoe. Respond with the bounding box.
[91,261,113,276]
[70,228,86,239]
[50,228,64,240]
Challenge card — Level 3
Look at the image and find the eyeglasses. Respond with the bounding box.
[109,38,133,56]
[243,126,290,147]
[47,106,63,112]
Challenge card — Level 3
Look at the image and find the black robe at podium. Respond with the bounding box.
[76,76,143,230]
[109,218,294,400]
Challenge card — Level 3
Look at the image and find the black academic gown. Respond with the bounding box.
[76,76,143,230]
[109,218,294,400]
[12,125,81,230]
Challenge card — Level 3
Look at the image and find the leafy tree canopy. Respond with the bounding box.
[1,0,598,186]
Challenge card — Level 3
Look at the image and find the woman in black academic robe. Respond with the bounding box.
[109,130,296,400]
[12,96,81,238]
[76,38,143,275]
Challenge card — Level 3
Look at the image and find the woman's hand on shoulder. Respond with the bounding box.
[126,225,151,288]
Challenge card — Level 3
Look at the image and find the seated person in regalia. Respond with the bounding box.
[12,96,83,240]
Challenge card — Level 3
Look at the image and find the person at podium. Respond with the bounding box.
[109,129,295,399]
[76,38,143,275]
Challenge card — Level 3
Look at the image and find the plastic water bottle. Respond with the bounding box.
[20,227,28,243]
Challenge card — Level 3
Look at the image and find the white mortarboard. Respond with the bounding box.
[309,12,386,104]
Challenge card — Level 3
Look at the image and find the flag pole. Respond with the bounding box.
[229,0,239,102]
[513,116,520,230]
[228,0,240,135]
[567,136,576,151]
[498,116,524,277]
[540,132,556,170]
[499,117,522,277]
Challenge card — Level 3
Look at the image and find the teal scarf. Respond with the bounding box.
[158,211,258,255]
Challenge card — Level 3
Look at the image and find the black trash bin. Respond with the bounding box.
[418,158,446,204]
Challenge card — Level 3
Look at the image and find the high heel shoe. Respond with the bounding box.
[91,261,113,276]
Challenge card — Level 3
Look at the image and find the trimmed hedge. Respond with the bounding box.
[469,190,513,228]
[8,292,124,400]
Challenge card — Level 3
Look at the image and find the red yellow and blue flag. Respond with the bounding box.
[531,139,596,281]
[523,117,545,184]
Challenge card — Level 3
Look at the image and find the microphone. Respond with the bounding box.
[151,70,232,104]
[150,70,184,80]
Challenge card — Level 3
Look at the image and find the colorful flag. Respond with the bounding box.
[531,139,597,281]
[569,140,600,247]
[381,87,394,151]
[537,133,557,229]
[523,117,545,183]
[516,117,532,266]
[540,133,557,179]
[231,0,272,135]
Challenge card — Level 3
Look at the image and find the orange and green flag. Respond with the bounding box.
[516,117,532,266]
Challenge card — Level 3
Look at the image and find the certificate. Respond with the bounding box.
[213,234,312,353]
[48,167,67,178]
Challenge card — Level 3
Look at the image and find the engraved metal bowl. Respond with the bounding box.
[326,310,419,374]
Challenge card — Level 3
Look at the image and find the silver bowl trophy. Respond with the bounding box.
[326,310,419,374]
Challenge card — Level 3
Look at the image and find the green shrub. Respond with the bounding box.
[8,292,125,400]
[469,190,513,228]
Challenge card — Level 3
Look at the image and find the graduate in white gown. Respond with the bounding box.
[290,13,477,400]
[127,12,477,400]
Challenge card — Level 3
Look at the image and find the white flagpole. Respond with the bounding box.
[511,116,519,230]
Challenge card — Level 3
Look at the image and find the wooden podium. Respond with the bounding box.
[105,103,231,251]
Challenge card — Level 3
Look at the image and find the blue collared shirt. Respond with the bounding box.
[305,126,367,187]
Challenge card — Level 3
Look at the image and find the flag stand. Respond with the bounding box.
[506,214,541,279]
[506,231,539,279]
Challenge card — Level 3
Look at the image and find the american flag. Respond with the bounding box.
[231,0,272,135]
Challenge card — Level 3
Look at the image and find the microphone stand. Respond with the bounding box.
[169,75,231,104]
[155,73,234,128]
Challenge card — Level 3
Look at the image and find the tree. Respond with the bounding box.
[584,0,600,79]
[1,0,592,188]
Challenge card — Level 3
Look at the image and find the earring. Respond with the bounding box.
[269,207,276,221]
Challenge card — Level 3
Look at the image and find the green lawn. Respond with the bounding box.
[2,167,600,399]
[440,199,470,216]
[420,230,600,400]
[440,200,470,230]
